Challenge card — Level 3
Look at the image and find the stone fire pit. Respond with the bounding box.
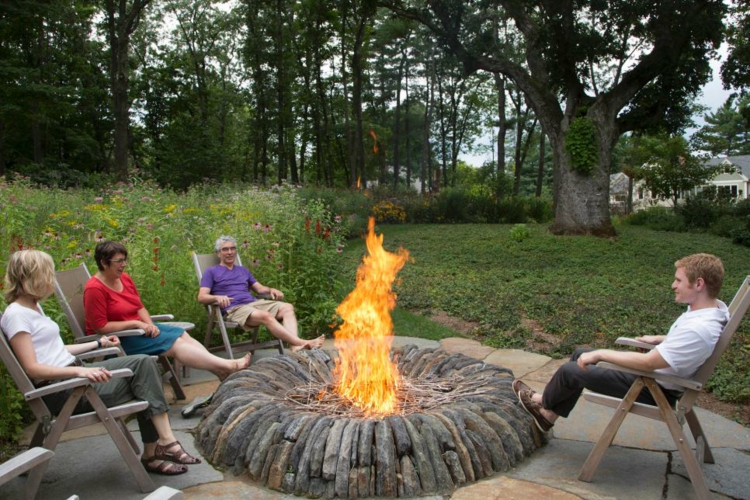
[197,345,545,498]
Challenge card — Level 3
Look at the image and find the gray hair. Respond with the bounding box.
[214,235,237,252]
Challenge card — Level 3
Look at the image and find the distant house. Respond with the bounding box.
[609,155,750,214]
[609,172,666,214]
[703,155,750,199]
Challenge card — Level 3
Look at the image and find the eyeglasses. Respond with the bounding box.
[110,258,127,264]
[220,247,237,253]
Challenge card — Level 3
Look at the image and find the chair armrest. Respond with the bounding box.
[595,361,703,391]
[77,347,122,360]
[615,337,657,350]
[74,329,144,343]
[0,447,54,486]
[150,314,174,321]
[25,369,135,400]
[256,293,273,300]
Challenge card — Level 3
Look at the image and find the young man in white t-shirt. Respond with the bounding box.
[512,253,729,432]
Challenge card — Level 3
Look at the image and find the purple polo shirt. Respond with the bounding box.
[201,264,258,313]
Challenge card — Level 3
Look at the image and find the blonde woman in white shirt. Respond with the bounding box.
[1,250,199,475]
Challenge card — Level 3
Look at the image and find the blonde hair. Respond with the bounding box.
[4,250,56,303]
[675,253,724,299]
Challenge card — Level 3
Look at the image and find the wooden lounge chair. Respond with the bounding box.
[579,276,750,500]
[192,251,284,360]
[54,263,189,400]
[0,319,155,494]
[0,447,54,500]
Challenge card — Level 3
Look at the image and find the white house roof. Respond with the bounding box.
[705,155,750,178]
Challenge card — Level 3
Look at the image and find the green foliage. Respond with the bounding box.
[340,223,750,404]
[690,97,750,156]
[629,134,717,207]
[509,224,531,242]
[372,199,407,224]
[0,365,27,444]
[625,207,686,232]
[0,178,346,336]
[564,117,598,175]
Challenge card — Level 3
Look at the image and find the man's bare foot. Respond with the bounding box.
[291,335,326,352]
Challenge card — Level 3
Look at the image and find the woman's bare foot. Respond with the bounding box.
[234,352,252,371]
[213,353,251,381]
[291,335,325,352]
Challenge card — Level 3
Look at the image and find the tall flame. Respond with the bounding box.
[333,217,409,415]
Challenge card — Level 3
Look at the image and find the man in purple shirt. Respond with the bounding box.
[198,236,325,352]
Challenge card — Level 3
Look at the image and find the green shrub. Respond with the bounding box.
[625,207,686,232]
[509,223,531,242]
[498,197,528,223]
[524,196,554,223]
[678,196,721,229]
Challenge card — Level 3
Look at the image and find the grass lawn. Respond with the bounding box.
[337,222,750,406]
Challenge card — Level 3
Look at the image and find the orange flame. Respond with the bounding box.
[333,217,409,415]
[369,129,379,155]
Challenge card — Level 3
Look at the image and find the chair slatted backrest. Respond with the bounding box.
[54,263,92,340]
[193,252,244,283]
[692,275,750,386]
[0,315,53,421]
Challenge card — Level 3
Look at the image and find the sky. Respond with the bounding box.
[460,48,735,167]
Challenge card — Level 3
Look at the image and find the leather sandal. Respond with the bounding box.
[154,440,202,464]
[141,456,188,476]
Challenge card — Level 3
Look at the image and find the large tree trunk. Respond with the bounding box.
[547,114,616,236]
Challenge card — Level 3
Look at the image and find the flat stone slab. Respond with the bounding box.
[554,399,750,452]
[525,358,566,383]
[4,430,221,500]
[484,349,552,379]
[451,475,583,500]
[508,438,668,499]
[672,447,750,499]
[439,337,496,359]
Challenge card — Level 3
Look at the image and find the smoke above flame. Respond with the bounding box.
[332,217,409,415]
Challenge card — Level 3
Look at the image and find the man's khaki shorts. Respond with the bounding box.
[225,300,283,331]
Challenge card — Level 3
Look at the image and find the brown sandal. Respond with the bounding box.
[141,456,188,475]
[154,440,202,464]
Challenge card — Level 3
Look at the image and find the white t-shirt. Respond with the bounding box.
[655,300,729,390]
[1,302,76,368]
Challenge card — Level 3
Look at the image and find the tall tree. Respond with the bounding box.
[104,0,152,181]
[691,97,750,156]
[383,0,725,236]
[631,134,719,209]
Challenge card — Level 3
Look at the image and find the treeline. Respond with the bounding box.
[0,0,550,193]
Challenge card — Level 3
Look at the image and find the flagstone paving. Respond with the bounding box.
[4,337,748,500]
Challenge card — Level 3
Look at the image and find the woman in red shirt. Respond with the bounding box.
[84,241,250,380]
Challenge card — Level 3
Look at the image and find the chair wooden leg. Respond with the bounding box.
[159,357,186,400]
[27,387,87,499]
[85,388,155,494]
[29,424,45,449]
[218,315,234,360]
[644,379,711,500]
[579,378,645,482]
[686,409,715,464]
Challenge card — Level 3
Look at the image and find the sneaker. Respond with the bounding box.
[181,394,213,418]
[512,379,536,400]
[518,389,554,432]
